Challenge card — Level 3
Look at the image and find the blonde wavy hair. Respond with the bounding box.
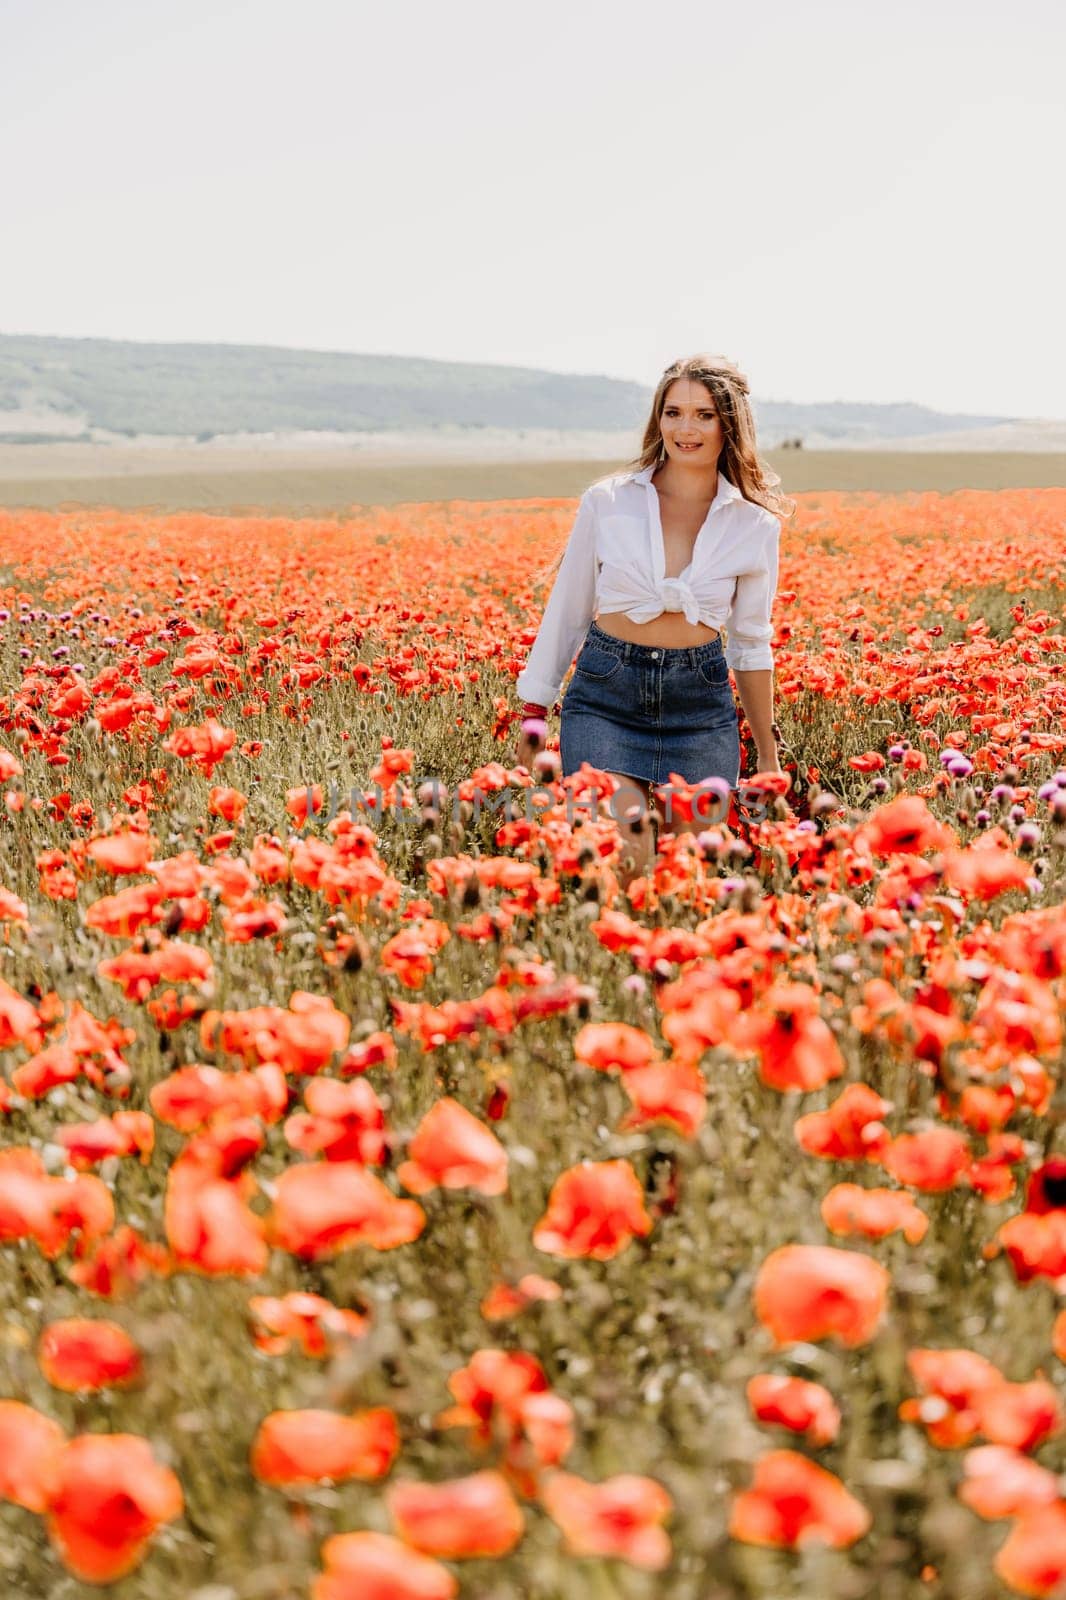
[533,352,796,587]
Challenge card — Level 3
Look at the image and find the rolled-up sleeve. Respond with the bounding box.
[515,490,598,707]
[724,514,779,672]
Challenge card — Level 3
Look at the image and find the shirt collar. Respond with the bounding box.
[628,461,743,505]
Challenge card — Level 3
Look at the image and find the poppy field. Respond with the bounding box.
[1,486,1066,1599]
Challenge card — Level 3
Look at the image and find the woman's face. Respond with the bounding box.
[658,377,724,465]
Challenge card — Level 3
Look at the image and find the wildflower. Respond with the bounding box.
[396,1097,509,1196]
[250,1408,399,1487]
[439,1349,574,1477]
[285,1077,388,1165]
[0,1401,65,1511]
[821,1183,929,1244]
[754,1244,890,1347]
[972,1380,1063,1453]
[793,1083,893,1161]
[855,793,956,856]
[55,1112,155,1169]
[248,1292,369,1357]
[941,844,1033,900]
[957,1445,1059,1519]
[37,1319,143,1392]
[268,1160,425,1258]
[746,1375,842,1446]
[540,1471,673,1569]
[68,1225,170,1299]
[532,1160,653,1261]
[617,1058,707,1137]
[150,1062,288,1131]
[387,1470,524,1558]
[573,1020,661,1073]
[899,1348,1006,1448]
[311,1531,457,1600]
[43,1433,183,1584]
[879,1126,972,1192]
[727,982,845,1092]
[994,1501,1066,1598]
[479,1274,562,1322]
[729,1449,870,1549]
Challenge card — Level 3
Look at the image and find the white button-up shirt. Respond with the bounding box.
[515,463,780,708]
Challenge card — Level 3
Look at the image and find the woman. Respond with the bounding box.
[514,353,795,883]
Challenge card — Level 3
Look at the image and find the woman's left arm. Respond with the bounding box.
[724,515,783,774]
[732,669,780,773]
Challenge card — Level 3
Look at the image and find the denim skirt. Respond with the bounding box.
[559,620,741,789]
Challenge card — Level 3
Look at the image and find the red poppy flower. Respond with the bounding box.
[284,1077,388,1165]
[438,1348,574,1476]
[250,1408,399,1487]
[0,976,42,1050]
[971,1379,1063,1453]
[573,1021,662,1073]
[86,830,157,875]
[0,1400,65,1511]
[37,1319,143,1392]
[820,1183,929,1244]
[479,1274,562,1322]
[164,1162,268,1277]
[899,1348,1006,1448]
[1024,1158,1066,1215]
[879,1126,972,1192]
[793,1083,893,1161]
[386,1470,524,1558]
[248,1292,369,1357]
[754,1245,890,1347]
[55,1111,155,1169]
[972,970,1061,1059]
[996,1211,1066,1289]
[994,1501,1066,1598]
[746,1375,842,1446]
[659,973,743,1064]
[268,1160,425,1258]
[727,982,846,1092]
[0,1148,114,1259]
[150,1062,288,1131]
[441,1348,547,1438]
[532,1160,653,1261]
[617,1059,707,1137]
[855,793,956,856]
[540,1470,673,1569]
[729,1449,870,1549]
[311,1530,457,1600]
[43,1433,183,1584]
[958,1445,1059,1520]
[396,1097,509,1196]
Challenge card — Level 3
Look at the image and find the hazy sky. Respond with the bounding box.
[3,0,1064,417]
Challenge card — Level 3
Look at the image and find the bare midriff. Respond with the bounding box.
[595,609,721,649]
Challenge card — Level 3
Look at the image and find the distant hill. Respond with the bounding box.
[0,331,1019,445]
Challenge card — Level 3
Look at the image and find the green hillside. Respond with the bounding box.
[0,332,1013,442]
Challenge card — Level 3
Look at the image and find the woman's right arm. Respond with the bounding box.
[515,489,599,710]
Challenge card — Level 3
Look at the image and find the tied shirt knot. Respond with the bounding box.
[655,575,702,626]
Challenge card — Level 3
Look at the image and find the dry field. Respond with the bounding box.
[0,440,1063,512]
[0,485,1065,1599]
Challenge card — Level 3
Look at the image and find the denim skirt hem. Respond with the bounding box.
[559,621,741,790]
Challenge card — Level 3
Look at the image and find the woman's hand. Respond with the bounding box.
[755,751,792,790]
[513,710,550,773]
[514,729,540,771]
